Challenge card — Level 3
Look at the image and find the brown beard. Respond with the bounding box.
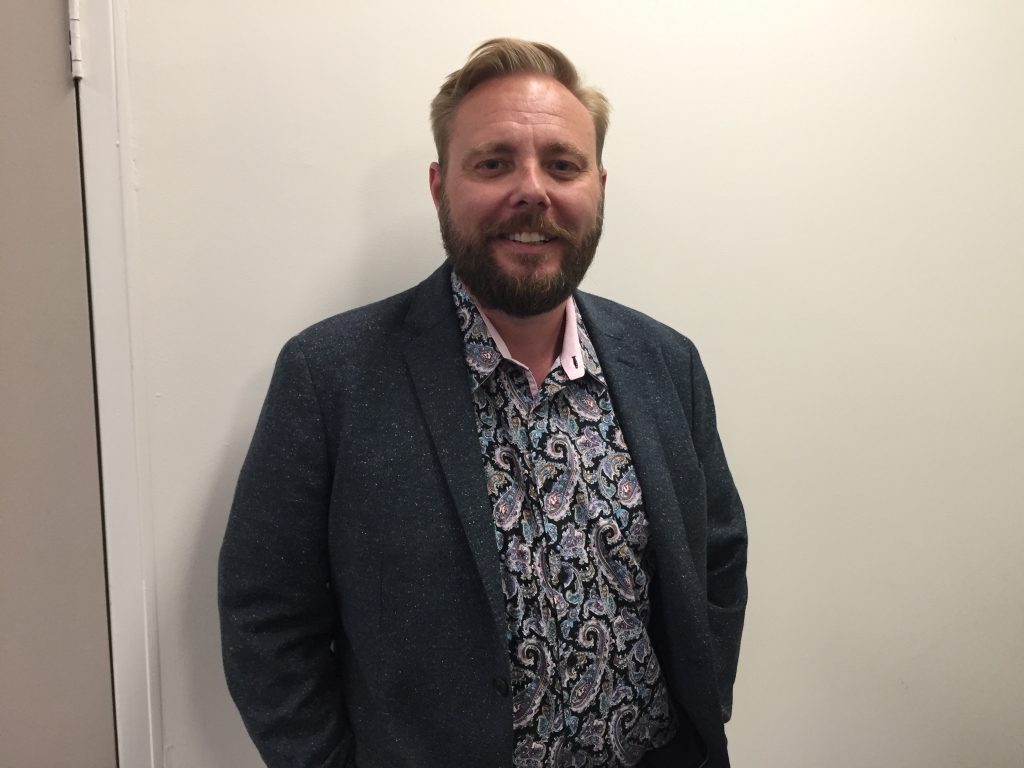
[438,192,604,317]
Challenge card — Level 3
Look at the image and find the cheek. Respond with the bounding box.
[460,200,508,231]
[559,192,602,226]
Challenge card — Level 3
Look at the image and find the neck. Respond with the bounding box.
[475,299,567,387]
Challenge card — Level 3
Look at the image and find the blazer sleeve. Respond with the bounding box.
[218,337,352,768]
[679,339,748,723]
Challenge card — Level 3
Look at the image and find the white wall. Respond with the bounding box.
[83,2,1024,766]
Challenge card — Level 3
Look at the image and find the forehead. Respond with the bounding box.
[449,73,597,157]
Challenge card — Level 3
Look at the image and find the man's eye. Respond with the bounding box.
[552,160,578,173]
[480,159,504,171]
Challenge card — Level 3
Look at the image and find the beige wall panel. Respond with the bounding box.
[0,1,117,766]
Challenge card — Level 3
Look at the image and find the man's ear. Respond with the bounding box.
[600,166,608,191]
[429,162,443,212]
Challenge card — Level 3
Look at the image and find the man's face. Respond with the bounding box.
[429,73,607,317]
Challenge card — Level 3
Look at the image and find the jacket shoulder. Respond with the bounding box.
[287,284,419,368]
[575,291,698,359]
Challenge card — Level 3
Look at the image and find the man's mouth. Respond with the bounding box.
[499,231,555,244]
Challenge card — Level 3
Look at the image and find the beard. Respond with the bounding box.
[438,192,604,318]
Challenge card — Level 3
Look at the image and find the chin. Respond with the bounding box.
[493,247,559,272]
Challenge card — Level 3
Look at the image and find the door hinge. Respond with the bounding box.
[69,0,83,80]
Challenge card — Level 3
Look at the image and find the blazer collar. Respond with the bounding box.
[575,290,726,752]
[400,264,510,667]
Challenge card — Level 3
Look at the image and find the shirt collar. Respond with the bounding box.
[451,272,604,391]
[476,296,586,382]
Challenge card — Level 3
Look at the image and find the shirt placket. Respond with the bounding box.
[508,367,587,743]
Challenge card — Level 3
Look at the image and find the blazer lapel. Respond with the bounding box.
[576,292,726,750]
[400,265,509,665]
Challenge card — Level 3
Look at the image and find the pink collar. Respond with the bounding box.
[476,299,586,394]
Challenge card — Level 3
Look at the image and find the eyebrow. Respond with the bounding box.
[462,141,515,167]
[462,140,592,169]
[544,141,590,166]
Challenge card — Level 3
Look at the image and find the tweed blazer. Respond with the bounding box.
[218,263,747,768]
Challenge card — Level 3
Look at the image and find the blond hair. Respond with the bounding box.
[430,38,611,169]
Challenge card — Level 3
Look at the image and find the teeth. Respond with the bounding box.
[506,231,551,243]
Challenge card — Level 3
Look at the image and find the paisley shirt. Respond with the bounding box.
[452,274,677,768]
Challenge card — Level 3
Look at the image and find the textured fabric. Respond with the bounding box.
[453,275,677,766]
[218,263,747,768]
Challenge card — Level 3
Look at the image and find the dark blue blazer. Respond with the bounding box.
[218,264,747,768]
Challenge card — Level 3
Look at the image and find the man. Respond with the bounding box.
[219,39,746,768]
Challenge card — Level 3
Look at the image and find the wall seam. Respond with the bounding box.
[75,73,121,768]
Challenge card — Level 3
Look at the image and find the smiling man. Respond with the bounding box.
[219,39,747,768]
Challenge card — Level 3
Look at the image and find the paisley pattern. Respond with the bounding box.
[453,274,677,767]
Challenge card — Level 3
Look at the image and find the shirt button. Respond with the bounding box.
[492,677,510,697]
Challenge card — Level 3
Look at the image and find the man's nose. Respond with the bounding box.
[510,162,550,209]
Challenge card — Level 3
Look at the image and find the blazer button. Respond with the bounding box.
[492,677,509,697]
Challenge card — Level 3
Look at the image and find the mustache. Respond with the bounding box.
[477,212,579,244]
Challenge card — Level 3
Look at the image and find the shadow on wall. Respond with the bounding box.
[179,151,444,764]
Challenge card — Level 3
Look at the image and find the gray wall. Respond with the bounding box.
[0,1,117,765]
